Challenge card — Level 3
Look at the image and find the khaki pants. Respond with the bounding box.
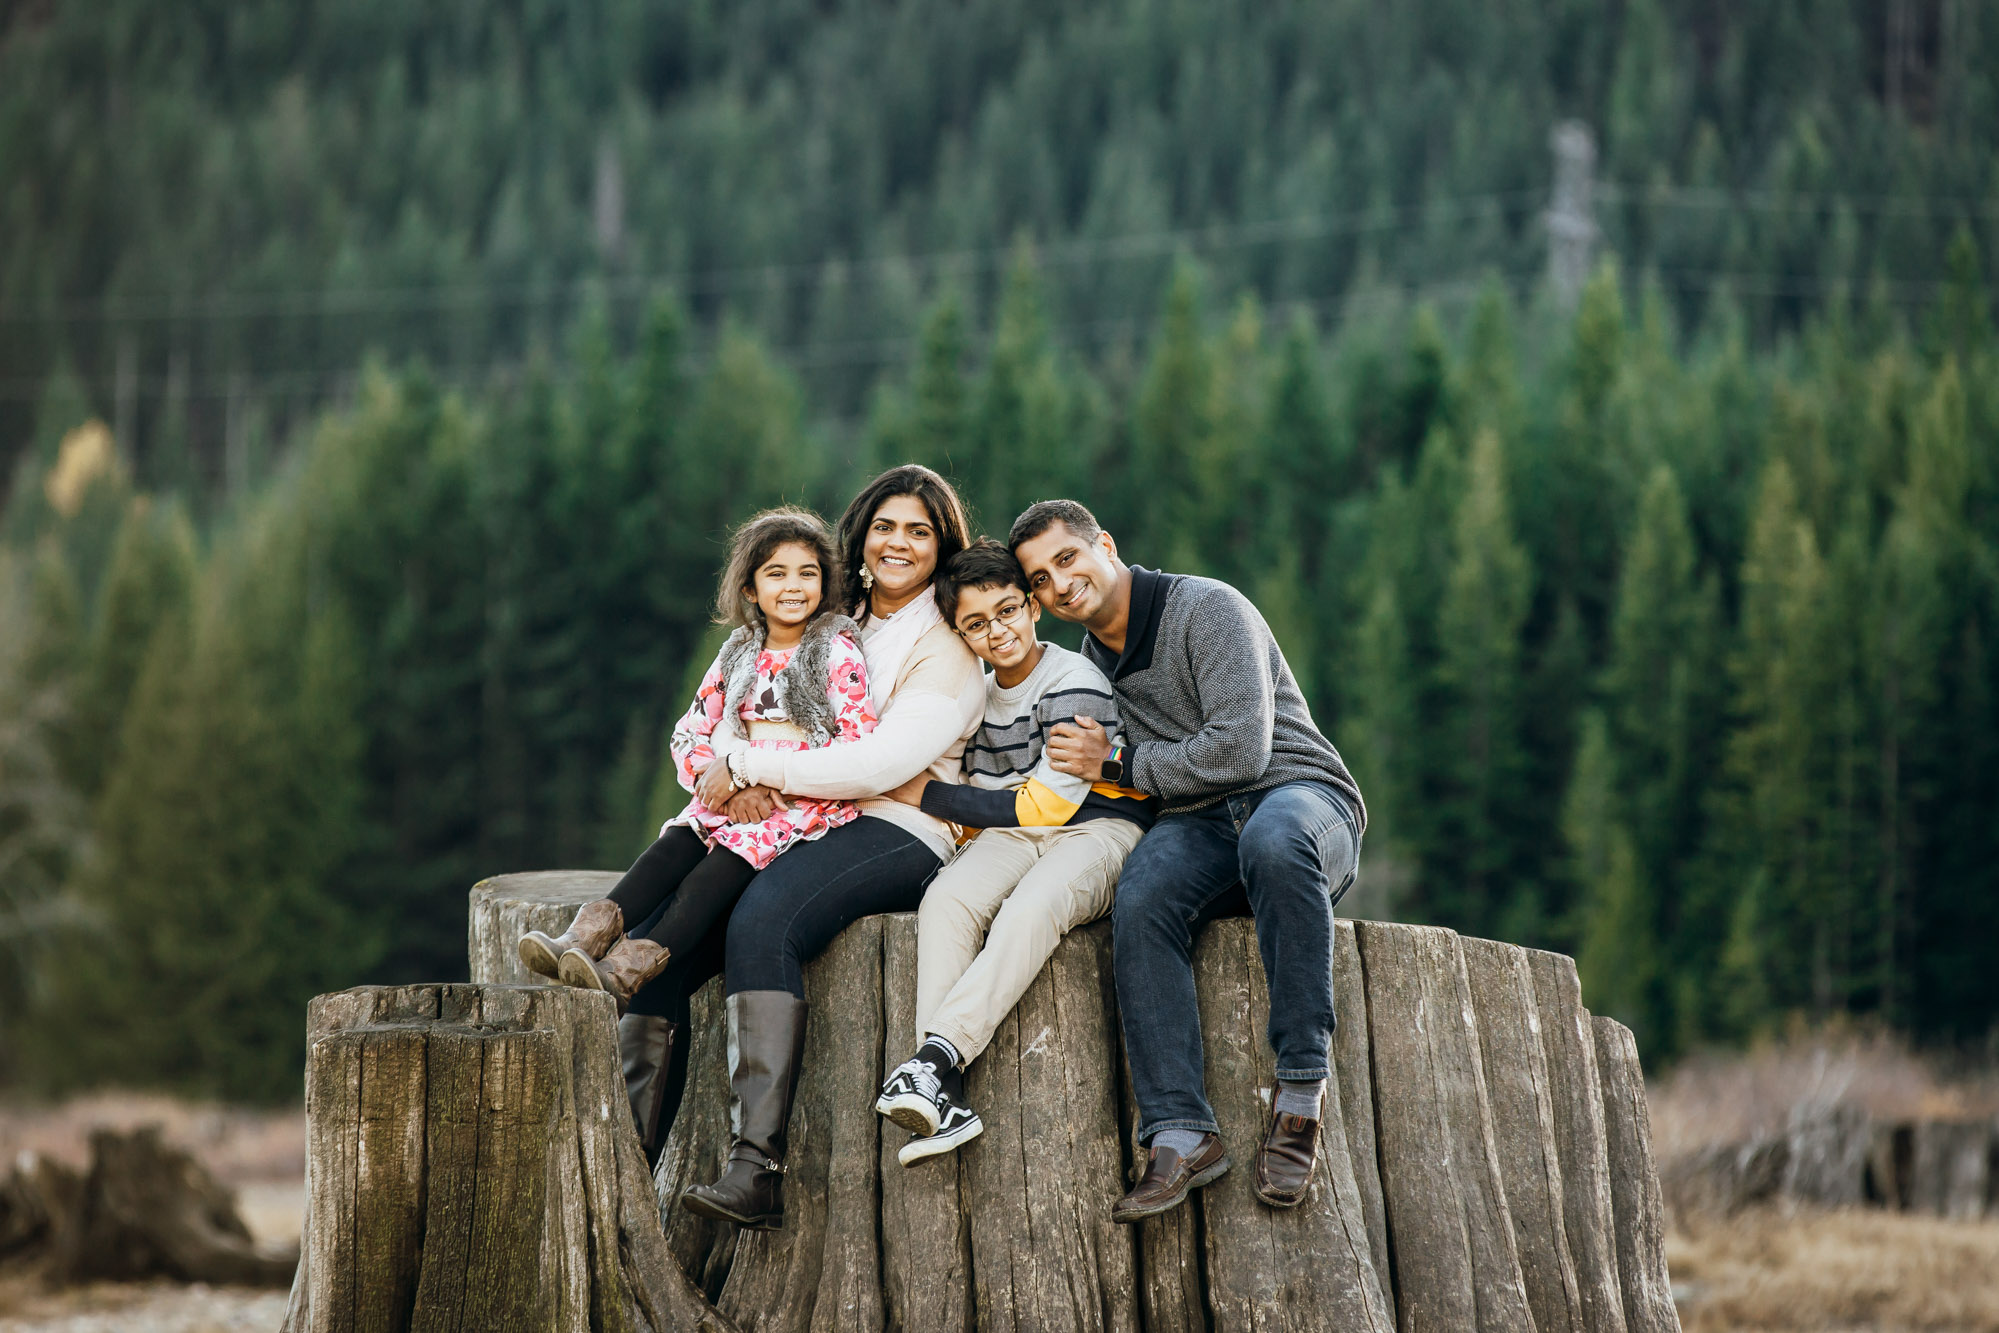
[915,818,1146,1064]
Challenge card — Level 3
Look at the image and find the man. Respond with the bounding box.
[1010,499,1365,1222]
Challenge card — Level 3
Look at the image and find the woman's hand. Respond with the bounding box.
[884,774,931,807]
[720,785,788,824]
[694,759,737,811]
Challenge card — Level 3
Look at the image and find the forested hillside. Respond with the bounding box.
[1,0,1996,1098]
[4,0,1994,487]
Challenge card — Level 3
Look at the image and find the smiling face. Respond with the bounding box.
[951,581,1041,674]
[748,541,825,633]
[862,494,940,605]
[1014,521,1123,625]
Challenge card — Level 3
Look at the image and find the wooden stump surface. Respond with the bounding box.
[314,875,1692,1333]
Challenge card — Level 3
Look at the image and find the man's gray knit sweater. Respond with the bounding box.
[1081,567,1367,825]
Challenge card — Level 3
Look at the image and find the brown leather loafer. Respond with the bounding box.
[1253,1102,1321,1208]
[1111,1133,1230,1224]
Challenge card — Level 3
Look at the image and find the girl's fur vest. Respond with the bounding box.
[713,613,864,748]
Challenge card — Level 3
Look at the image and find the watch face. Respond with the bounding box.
[1102,759,1122,784]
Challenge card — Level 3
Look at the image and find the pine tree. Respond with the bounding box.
[1130,261,1216,570]
[1567,709,1657,1038]
[1431,427,1532,935]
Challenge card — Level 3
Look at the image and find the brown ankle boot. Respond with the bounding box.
[559,935,672,1013]
[519,898,623,980]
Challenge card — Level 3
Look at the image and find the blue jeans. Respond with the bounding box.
[1113,780,1360,1142]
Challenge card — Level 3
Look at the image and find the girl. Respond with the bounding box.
[517,507,875,1015]
[673,465,986,1230]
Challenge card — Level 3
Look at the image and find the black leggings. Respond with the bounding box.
[721,815,942,999]
[608,825,758,957]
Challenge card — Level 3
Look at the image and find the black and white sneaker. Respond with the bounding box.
[875,1054,944,1135]
[897,1093,984,1166]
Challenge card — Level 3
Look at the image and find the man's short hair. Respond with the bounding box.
[1007,499,1102,551]
[935,537,1031,626]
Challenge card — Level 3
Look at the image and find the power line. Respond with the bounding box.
[0,262,1956,402]
[5,183,1991,328]
[0,192,1545,326]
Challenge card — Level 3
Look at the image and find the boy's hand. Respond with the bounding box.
[885,774,931,807]
[1048,716,1112,779]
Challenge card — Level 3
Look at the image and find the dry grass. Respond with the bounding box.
[1670,1206,1999,1332]
[1648,1022,1999,1164]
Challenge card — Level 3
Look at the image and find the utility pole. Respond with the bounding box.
[1546,121,1597,310]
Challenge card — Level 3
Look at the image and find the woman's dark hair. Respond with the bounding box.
[715,506,845,632]
[935,538,1030,626]
[834,464,972,615]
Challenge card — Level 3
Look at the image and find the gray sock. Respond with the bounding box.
[1151,1128,1208,1158]
[1274,1078,1325,1119]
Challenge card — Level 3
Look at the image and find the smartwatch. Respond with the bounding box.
[1101,742,1125,785]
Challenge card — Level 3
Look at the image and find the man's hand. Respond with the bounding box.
[884,774,932,807]
[1048,715,1113,780]
[720,785,787,824]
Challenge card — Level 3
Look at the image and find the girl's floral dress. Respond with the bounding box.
[664,634,876,868]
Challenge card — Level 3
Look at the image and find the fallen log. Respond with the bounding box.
[276,874,1687,1331]
[0,1127,292,1288]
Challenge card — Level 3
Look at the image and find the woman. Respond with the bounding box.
[633,465,985,1229]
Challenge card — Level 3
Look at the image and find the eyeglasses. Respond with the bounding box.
[957,600,1030,642]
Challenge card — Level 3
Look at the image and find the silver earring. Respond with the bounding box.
[860,564,875,590]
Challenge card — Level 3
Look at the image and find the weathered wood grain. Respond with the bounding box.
[1592,1017,1680,1333]
[1355,921,1534,1333]
[1191,918,1394,1333]
[1333,919,1393,1308]
[287,983,737,1333]
[1461,937,1586,1333]
[961,920,1138,1333]
[1526,949,1628,1333]
[877,913,974,1333]
[409,1025,559,1333]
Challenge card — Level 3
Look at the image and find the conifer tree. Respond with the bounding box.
[1432,427,1532,935]
[1131,262,1215,570]
[1567,708,1657,1037]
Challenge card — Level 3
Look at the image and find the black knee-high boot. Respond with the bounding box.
[679,990,809,1230]
[618,1012,683,1168]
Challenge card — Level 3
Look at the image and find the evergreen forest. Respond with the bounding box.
[1,0,1996,1099]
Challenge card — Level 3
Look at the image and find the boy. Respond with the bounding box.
[875,539,1157,1164]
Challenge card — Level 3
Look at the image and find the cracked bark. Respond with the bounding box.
[292,873,1685,1332]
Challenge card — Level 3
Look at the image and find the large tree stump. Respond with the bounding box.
[280,982,734,1333]
[1355,921,1535,1333]
[1461,938,1586,1333]
[285,877,1693,1332]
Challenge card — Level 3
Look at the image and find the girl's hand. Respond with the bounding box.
[721,785,787,824]
[884,774,930,807]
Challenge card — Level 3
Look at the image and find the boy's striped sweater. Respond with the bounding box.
[919,642,1158,831]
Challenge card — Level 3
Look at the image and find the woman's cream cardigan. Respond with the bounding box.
[732,618,984,861]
